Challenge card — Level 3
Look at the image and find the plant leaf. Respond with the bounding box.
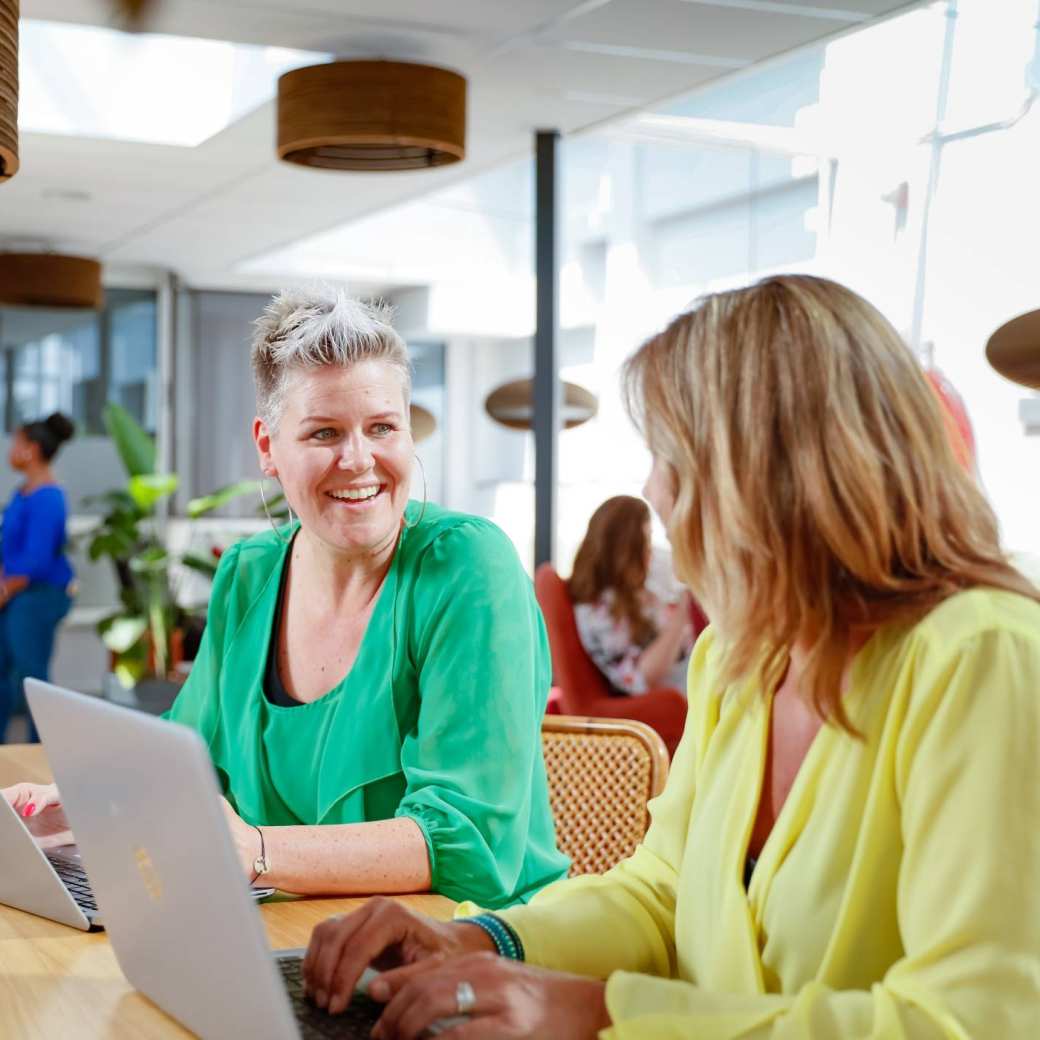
[103,402,156,476]
[149,597,170,677]
[128,473,179,511]
[180,552,219,579]
[88,529,138,562]
[128,545,169,573]
[187,479,264,518]
[98,614,148,653]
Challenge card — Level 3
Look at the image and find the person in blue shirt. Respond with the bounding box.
[0,412,75,742]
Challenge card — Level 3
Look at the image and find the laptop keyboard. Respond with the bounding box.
[45,854,98,913]
[278,956,382,1039]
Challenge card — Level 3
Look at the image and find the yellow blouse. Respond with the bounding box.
[496,588,1040,1038]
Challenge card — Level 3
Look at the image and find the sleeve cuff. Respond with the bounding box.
[395,808,439,891]
[603,971,793,1039]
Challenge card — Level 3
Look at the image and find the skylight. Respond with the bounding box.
[18,20,329,148]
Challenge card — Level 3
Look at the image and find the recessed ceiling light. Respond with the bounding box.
[20,20,328,149]
[42,188,92,202]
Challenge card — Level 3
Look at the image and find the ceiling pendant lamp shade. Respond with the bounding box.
[986,309,1040,390]
[485,378,599,431]
[410,402,436,443]
[0,253,104,308]
[277,60,466,172]
[112,0,157,29]
[0,0,17,182]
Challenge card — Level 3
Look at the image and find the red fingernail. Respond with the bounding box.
[22,803,35,818]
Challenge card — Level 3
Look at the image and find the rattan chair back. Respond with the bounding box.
[542,714,669,877]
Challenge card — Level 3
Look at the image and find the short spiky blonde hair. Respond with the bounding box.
[251,286,411,429]
[623,274,1038,730]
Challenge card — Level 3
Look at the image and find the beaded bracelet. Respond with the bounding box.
[464,913,525,961]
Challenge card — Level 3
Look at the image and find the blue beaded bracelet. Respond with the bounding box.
[464,913,525,961]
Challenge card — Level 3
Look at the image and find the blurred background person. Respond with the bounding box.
[569,495,699,695]
[0,413,75,743]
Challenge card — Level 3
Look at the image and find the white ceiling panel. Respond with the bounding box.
[22,0,585,50]
[671,1,909,15]
[480,46,727,112]
[4,0,926,289]
[550,1,863,60]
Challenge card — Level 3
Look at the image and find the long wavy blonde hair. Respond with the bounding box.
[623,274,1038,730]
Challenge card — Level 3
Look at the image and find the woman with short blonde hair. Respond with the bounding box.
[5,285,568,908]
[302,275,1040,1039]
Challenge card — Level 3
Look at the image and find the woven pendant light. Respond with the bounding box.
[0,0,17,182]
[277,60,466,172]
[0,253,104,308]
[485,378,599,431]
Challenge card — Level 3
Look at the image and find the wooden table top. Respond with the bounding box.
[0,745,455,1039]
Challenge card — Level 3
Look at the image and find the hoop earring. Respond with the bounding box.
[404,455,428,529]
[260,481,295,544]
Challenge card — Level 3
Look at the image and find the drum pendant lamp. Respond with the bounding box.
[986,309,1040,390]
[277,60,466,172]
[410,403,436,443]
[0,253,104,308]
[0,0,18,182]
[485,378,599,431]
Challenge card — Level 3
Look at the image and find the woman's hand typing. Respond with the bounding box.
[303,898,494,1016]
[369,953,610,1040]
[2,782,73,848]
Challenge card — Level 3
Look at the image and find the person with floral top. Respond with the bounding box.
[570,495,695,695]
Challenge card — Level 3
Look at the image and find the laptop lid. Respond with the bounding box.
[26,679,300,1040]
[0,792,92,931]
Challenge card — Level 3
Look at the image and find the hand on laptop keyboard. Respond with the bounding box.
[304,898,493,1016]
[2,782,74,848]
[279,958,465,1040]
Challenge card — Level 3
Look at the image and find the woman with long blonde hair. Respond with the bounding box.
[301,275,1040,1039]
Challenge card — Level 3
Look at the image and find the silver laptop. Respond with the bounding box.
[0,793,101,930]
[26,679,464,1040]
[27,680,378,1038]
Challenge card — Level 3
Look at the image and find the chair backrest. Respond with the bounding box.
[534,563,612,712]
[541,714,669,876]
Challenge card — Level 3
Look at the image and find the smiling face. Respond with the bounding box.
[253,360,413,558]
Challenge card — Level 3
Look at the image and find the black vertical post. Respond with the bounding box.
[534,129,561,570]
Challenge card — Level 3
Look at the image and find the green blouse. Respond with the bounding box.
[165,501,569,907]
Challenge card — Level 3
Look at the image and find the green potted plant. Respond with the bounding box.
[86,403,261,690]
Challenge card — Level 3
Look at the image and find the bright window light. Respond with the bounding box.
[18,20,329,147]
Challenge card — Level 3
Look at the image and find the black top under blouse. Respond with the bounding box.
[744,855,757,889]
[263,553,302,708]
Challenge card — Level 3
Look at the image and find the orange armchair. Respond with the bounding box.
[534,564,688,756]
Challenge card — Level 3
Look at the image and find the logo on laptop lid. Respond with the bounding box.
[134,847,163,903]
